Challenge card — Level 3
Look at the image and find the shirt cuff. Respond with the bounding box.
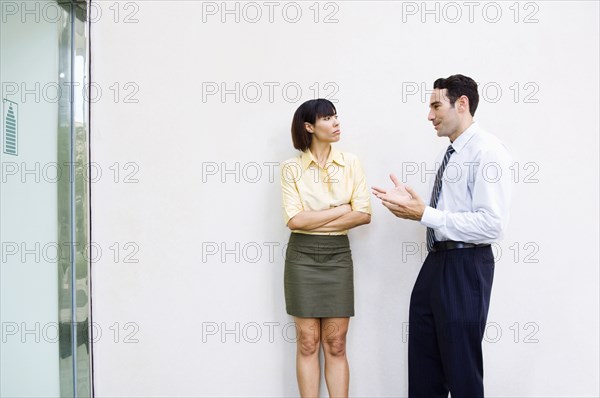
[283,208,302,225]
[420,206,444,229]
[351,201,372,214]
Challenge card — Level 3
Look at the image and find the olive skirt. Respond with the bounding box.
[284,232,354,318]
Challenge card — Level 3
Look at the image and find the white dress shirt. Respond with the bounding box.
[420,122,513,244]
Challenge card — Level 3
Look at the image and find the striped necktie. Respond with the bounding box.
[426,145,455,252]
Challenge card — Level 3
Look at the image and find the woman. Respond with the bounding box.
[280,99,371,397]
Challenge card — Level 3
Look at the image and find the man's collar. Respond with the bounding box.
[450,122,479,153]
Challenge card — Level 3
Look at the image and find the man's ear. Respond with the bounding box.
[457,95,469,114]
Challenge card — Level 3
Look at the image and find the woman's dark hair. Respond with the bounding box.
[433,74,479,116]
[290,99,337,151]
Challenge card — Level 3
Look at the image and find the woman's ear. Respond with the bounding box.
[304,122,314,133]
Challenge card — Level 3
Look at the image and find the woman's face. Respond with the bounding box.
[306,114,340,144]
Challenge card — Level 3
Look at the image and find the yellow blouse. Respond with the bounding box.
[280,147,372,235]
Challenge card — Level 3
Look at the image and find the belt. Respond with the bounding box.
[431,241,491,252]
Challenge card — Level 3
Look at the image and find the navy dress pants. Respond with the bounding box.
[408,245,495,398]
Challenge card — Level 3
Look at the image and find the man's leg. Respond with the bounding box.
[433,246,495,398]
[409,252,449,398]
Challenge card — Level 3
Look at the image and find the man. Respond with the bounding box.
[372,74,512,397]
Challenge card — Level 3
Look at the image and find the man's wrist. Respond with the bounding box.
[415,203,426,221]
[420,206,444,228]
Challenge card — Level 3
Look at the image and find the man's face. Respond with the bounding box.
[428,88,460,140]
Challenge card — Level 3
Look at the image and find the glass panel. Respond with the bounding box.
[0,1,91,396]
[71,3,92,396]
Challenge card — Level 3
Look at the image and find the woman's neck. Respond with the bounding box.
[309,141,332,167]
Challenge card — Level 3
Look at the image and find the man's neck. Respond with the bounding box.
[449,119,474,143]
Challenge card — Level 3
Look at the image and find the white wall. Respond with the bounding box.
[91,1,599,396]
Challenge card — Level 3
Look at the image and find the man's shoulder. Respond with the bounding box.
[472,126,509,152]
[469,126,512,166]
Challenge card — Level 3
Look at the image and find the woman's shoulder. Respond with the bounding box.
[280,154,303,178]
[282,154,302,166]
[337,150,362,165]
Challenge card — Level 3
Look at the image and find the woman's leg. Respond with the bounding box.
[294,317,321,397]
[321,317,350,397]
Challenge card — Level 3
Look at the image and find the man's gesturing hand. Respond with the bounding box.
[372,174,427,221]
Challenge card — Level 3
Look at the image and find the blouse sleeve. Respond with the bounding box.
[349,156,372,214]
[280,160,304,225]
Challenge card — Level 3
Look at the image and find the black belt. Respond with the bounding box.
[431,241,491,252]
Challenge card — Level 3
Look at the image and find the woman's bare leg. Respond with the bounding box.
[294,317,321,397]
[321,317,350,398]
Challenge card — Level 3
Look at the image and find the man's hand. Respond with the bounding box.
[372,174,427,221]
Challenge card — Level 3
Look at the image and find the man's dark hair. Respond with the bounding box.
[290,99,337,152]
[433,74,479,116]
